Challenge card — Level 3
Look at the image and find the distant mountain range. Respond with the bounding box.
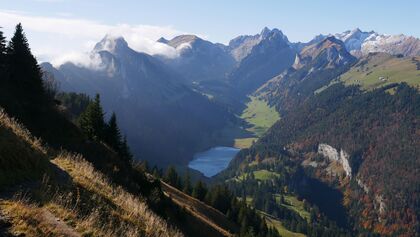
[295,28,420,57]
[42,27,420,167]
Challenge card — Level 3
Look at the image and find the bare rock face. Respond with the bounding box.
[318,143,352,178]
[228,27,290,63]
[293,36,356,70]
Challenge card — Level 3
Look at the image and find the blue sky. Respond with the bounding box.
[1,0,419,63]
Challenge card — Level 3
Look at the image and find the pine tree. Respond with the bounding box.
[0,28,6,84]
[165,166,181,188]
[182,172,192,195]
[0,28,6,65]
[192,180,207,201]
[7,23,46,105]
[79,94,105,140]
[119,136,133,163]
[105,112,122,151]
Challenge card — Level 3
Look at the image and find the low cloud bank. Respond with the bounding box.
[0,10,188,67]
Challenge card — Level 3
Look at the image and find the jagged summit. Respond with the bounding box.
[294,36,355,69]
[228,27,289,62]
[260,26,271,38]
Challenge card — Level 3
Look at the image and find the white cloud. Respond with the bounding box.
[0,10,188,66]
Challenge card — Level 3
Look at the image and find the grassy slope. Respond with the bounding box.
[1,154,183,237]
[237,170,280,181]
[234,96,280,148]
[274,194,310,221]
[317,54,420,93]
[0,109,50,189]
[340,54,420,90]
[260,211,306,237]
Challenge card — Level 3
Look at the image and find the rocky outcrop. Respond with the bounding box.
[356,176,387,221]
[318,143,352,178]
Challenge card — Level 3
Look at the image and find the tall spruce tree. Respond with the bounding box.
[105,112,122,151]
[182,172,192,194]
[79,94,105,140]
[119,136,133,163]
[7,23,46,106]
[0,28,6,83]
[0,28,6,65]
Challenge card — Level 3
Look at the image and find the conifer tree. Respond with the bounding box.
[182,172,192,194]
[79,94,105,140]
[192,180,207,201]
[105,112,122,151]
[165,166,180,188]
[119,135,133,163]
[0,28,6,83]
[0,28,6,65]
[7,23,46,105]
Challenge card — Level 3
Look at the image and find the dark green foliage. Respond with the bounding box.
[105,112,122,151]
[0,28,6,64]
[164,166,181,188]
[119,136,133,163]
[77,95,133,162]
[176,172,280,237]
[78,94,105,141]
[6,23,47,107]
[192,180,207,201]
[55,92,91,121]
[182,172,192,195]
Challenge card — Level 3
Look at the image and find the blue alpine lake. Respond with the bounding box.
[188,146,240,177]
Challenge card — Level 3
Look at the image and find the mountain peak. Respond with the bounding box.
[294,36,354,69]
[157,37,169,44]
[94,34,129,53]
[260,27,288,43]
[260,27,271,37]
[166,35,201,48]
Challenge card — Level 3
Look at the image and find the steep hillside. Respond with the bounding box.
[256,36,356,113]
[0,109,49,189]
[43,35,235,167]
[161,182,237,237]
[0,106,251,237]
[335,52,420,90]
[0,109,183,237]
[254,83,419,236]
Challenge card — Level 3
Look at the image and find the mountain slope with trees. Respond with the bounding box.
[223,36,420,236]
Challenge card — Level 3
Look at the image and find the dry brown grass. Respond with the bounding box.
[0,108,50,189]
[0,108,46,155]
[0,109,184,237]
[49,152,184,237]
[0,199,79,237]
